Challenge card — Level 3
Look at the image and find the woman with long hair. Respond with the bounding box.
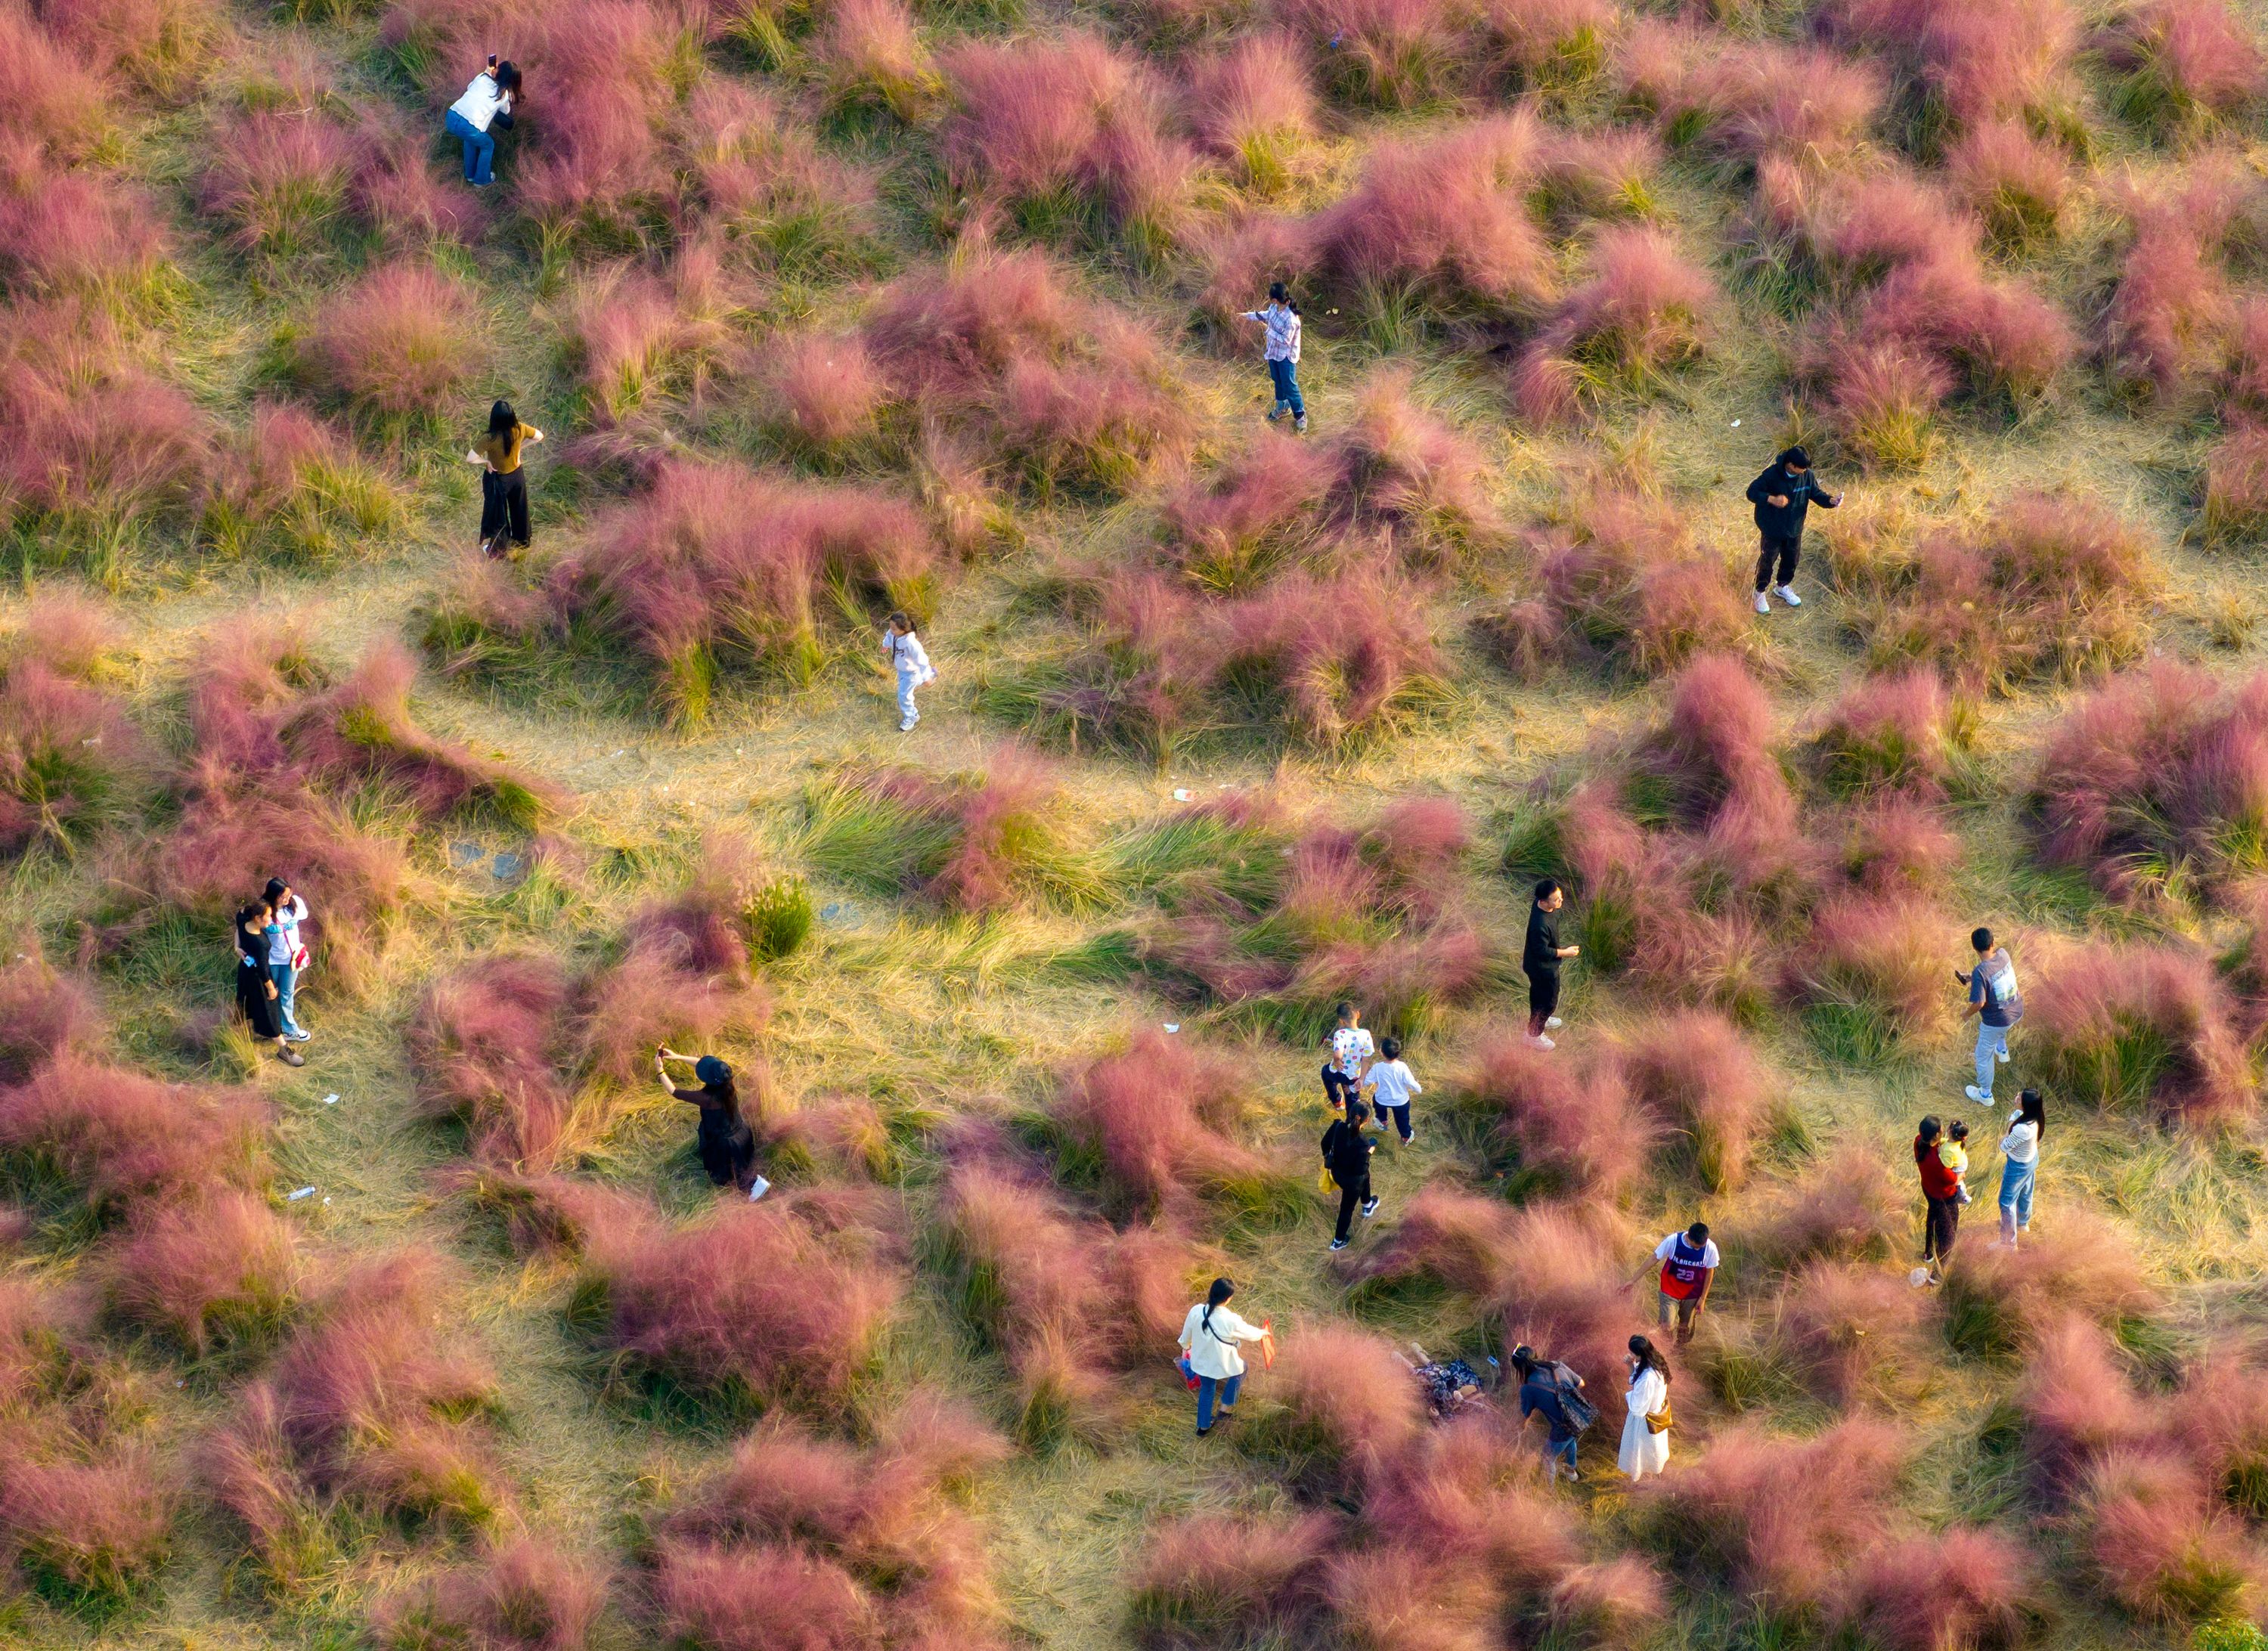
[1320,1096,1378,1252]
[655,1046,764,1197]
[1998,1089,2045,1247]
[1238,280,1307,433]
[445,55,522,187]
[467,398,543,557]
[1617,1334,1672,1481]
[1176,1277,1269,1436]
[234,898,304,1067]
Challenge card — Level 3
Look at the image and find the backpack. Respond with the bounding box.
[1983,949,2025,1024]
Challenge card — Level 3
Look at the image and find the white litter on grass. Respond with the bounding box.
[748,1176,773,1202]
[1163,1023,1181,1033]
[322,1197,331,1206]
[1730,419,1742,427]
[322,1093,339,1106]
[1172,788,1194,801]
[287,1187,316,1202]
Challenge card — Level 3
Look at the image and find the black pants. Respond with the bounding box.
[1527,969,1559,1032]
[1375,1101,1411,1141]
[1923,1194,1960,1265]
[1321,1063,1354,1110]
[482,467,530,550]
[1334,1173,1371,1241]
[1755,532,1800,592]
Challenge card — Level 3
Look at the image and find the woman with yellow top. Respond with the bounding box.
[467,398,544,557]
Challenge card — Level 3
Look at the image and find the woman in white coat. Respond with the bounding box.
[1617,1333,1673,1481]
[884,610,936,733]
[1178,1277,1269,1437]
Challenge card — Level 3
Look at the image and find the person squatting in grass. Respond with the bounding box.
[1238,282,1308,434]
[1320,1096,1379,1251]
[883,611,936,733]
[1178,1277,1270,1436]
[1512,1343,1591,1484]
[1998,1089,2044,1248]
[1618,1334,1673,1482]
[1523,878,1579,1049]
[1914,1115,1971,1285]
[466,399,543,559]
[1957,925,2022,1104]
[655,1046,768,1199]
[260,878,312,1044]
[1744,444,1841,616]
[1321,999,1373,1112]
[1362,1035,1422,1145]
[1632,1221,1718,1346]
[234,898,305,1067]
[445,56,522,188]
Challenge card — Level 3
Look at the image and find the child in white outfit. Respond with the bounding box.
[885,611,935,733]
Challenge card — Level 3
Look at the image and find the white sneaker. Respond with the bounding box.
[1996,1047,2010,1064]
[1545,1017,1563,1030]
[1527,1033,1555,1050]
[1753,591,1771,615]
[1965,1085,1991,1103]
[898,717,916,733]
[1773,584,1802,607]
[1294,415,1308,433]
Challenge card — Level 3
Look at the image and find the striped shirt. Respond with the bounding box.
[1242,303,1301,364]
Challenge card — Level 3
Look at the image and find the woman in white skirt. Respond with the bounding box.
[1617,1333,1673,1481]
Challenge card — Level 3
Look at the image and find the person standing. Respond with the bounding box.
[884,612,936,733]
[466,399,544,558]
[1957,926,2022,1104]
[1321,1000,1374,1113]
[1362,1036,1421,1145]
[1632,1222,1718,1346]
[261,878,311,1044]
[1320,1098,1378,1252]
[1513,1343,1590,1483]
[1523,879,1578,1049]
[1617,1334,1673,1482]
[1238,282,1306,434]
[234,900,305,1067]
[1914,1115,1963,1284]
[655,1047,767,1197]
[1744,444,1841,616]
[1178,1277,1269,1436]
[1997,1089,2043,1247]
[445,56,522,187]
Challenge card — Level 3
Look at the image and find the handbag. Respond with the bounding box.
[1256,1321,1275,1371]
[1644,1398,1674,1435]
[1318,1160,1337,1194]
[1175,1354,1199,1391]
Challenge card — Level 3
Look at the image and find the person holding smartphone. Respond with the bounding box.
[445,55,522,187]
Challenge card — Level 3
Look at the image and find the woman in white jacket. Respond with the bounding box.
[1617,1333,1672,1481]
[884,610,936,733]
[445,57,522,187]
[1178,1277,1268,1436]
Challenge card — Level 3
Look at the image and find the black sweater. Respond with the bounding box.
[1746,463,1839,539]
[1523,904,1562,978]
[1320,1120,1372,1185]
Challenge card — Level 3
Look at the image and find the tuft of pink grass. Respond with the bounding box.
[0,952,103,1083]
[2077,1448,2261,1622]
[1340,1185,1522,1299]
[301,260,492,418]
[1183,33,1316,184]
[1256,1321,1427,1492]
[1825,0,2078,127]
[0,1054,268,1216]
[1533,489,1752,677]
[1612,1009,1768,1191]
[762,329,888,451]
[376,1538,609,1651]
[101,1190,299,1356]
[2019,1314,2154,1489]
[0,653,150,856]
[407,954,575,1171]
[1128,1512,1335,1646]
[1512,225,1714,425]
[1775,1259,1935,1408]
[1793,892,1954,1046]
[202,109,361,254]
[1273,0,1476,108]
[0,167,168,298]
[0,1450,172,1602]
[1049,1028,1281,1225]
[1946,119,2070,244]
[1615,23,1883,164]
[1808,668,1969,798]
[2102,197,2234,399]
[1833,1526,2039,1651]
[2025,940,2253,1125]
[2100,0,2265,125]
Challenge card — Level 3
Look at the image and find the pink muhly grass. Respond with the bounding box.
[101,1190,300,1356]
[1486,1202,1643,1395]
[564,265,730,432]
[1808,667,1970,798]
[2101,0,2265,129]
[1476,0,1616,87]
[1748,1145,1907,1270]
[510,0,684,234]
[590,1200,899,1417]
[1513,225,1714,424]
[2025,940,2253,1125]
[1274,0,1476,108]
[2204,420,2268,542]
[37,0,218,95]
[1641,652,1789,833]
[763,329,888,451]
[0,169,168,298]
[1635,1418,1907,1608]
[1324,1543,1501,1649]
[651,1541,876,1651]
[985,330,1196,500]
[1947,119,2071,246]
[0,5,112,163]
[202,109,361,254]
[1310,116,1556,318]
[1127,1511,1336,1647]
[1534,489,1752,677]
[0,654,151,854]
[2077,1448,2261,1622]
[1853,254,2073,402]
[1049,1028,1284,1225]
[1946,1208,2158,1358]
[351,106,485,249]
[2019,1314,2153,1488]
[0,1055,268,1216]
[1156,435,1337,590]
[1808,169,1978,284]
[1450,1031,1649,1196]
[1320,368,1503,563]
[2031,658,2268,895]
[1832,1526,2039,1651]
[1613,1009,1768,1191]
[1535,126,1659,221]
[2102,203,2233,399]
[0,952,103,1083]
[2167,1339,2268,1513]
[1774,1259,1934,1408]
[865,246,1079,401]
[1826,0,2079,127]
[1340,1185,1523,1299]
[376,1538,609,1651]
[1616,23,1882,165]
[1794,891,1955,1049]
[407,954,575,1170]
[1252,1321,1427,1491]
[1834,795,1962,895]
[1548,1556,1668,1648]
[454,1169,660,1265]
[815,0,940,124]
[1184,33,1316,189]
[301,260,492,419]
[0,1451,172,1603]
[1189,209,1319,343]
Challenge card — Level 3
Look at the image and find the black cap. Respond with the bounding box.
[694,1055,732,1086]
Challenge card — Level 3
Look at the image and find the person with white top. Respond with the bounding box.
[1362,1036,1422,1144]
[262,877,311,1043]
[1177,1277,1269,1436]
[1630,1222,1717,1346]
[1618,1334,1672,1481]
[1237,281,1307,433]
[883,611,936,733]
[1320,1000,1373,1113]
[1997,1089,2044,1247]
[445,57,522,187]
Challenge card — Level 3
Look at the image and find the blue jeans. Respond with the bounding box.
[1974,1021,2009,1097]
[445,110,495,184]
[1999,1157,2034,1228]
[1548,1435,1579,1474]
[1196,1372,1241,1430]
[1267,357,1304,419]
[268,962,302,1036]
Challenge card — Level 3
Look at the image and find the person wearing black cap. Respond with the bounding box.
[655,1045,765,1198]
[1744,445,1841,615]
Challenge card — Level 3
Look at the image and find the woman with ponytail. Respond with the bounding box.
[1176,1277,1270,1436]
[1238,281,1307,433]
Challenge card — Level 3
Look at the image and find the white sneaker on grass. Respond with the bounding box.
[1965,1085,1991,1103]
[1772,584,1802,606]
[1526,1033,1555,1051]
[1545,1017,1563,1030]
[1996,1047,2011,1064]
[1753,591,1771,615]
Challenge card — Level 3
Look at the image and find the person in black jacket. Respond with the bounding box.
[1524,878,1579,1049]
[1321,1099,1378,1250]
[1744,445,1842,615]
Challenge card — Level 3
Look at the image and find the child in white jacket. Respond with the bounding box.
[885,611,935,733]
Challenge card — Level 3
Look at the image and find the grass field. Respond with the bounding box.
[6,0,2268,1646]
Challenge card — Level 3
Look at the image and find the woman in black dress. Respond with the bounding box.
[655,1046,760,1196]
[236,900,305,1067]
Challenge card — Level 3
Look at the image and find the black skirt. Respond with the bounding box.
[236,960,281,1039]
[481,467,530,549]
[698,1114,758,1189]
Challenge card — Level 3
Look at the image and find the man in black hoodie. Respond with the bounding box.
[1744,445,1842,615]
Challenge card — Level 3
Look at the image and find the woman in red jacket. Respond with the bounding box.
[1915,1115,1963,1283]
